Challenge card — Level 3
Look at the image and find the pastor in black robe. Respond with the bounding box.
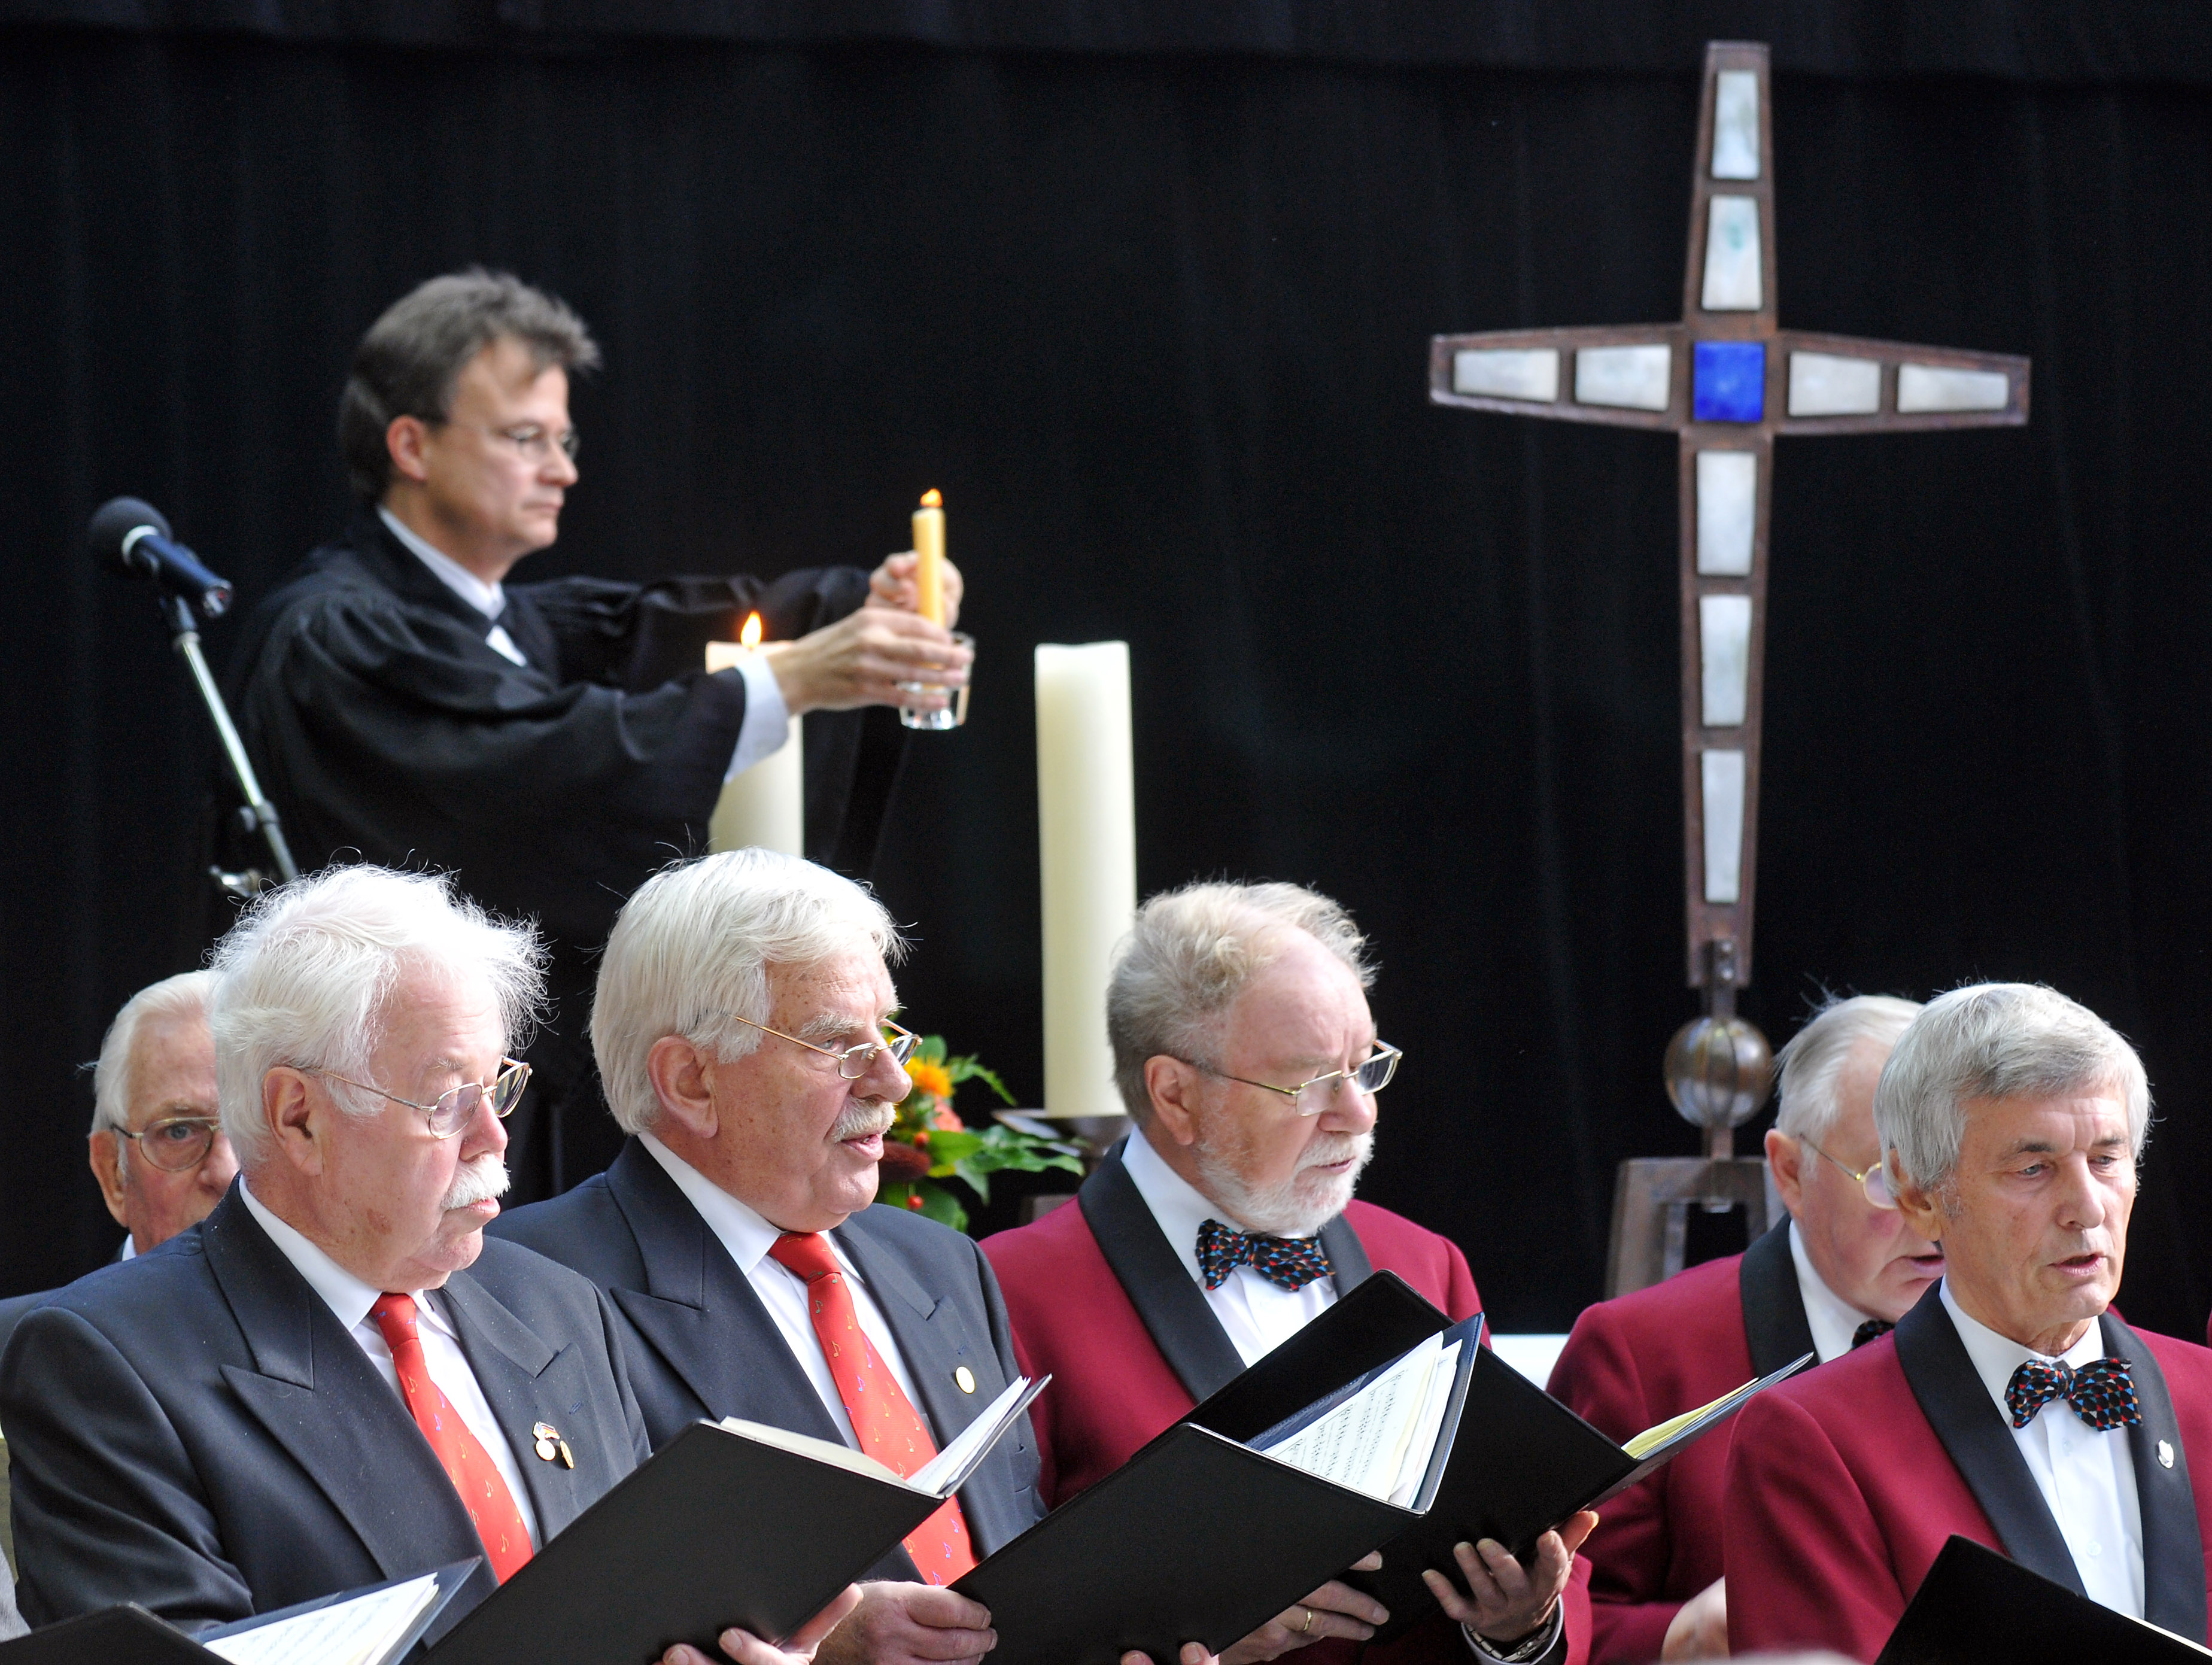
[222,508,904,1198]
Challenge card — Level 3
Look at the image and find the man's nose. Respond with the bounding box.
[201,1132,241,1192]
[1317,1075,1379,1133]
[861,1042,911,1104]
[2054,1156,2108,1230]
[459,1088,511,1159]
[545,443,579,487]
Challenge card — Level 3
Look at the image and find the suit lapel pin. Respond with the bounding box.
[2159,1439,2176,1469]
[533,1420,574,1467]
[955,1366,977,1394]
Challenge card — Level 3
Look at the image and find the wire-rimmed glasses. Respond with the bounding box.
[725,1014,922,1080]
[308,1058,532,1139]
[1803,1137,1900,1210]
[118,1114,224,1173]
[1193,1043,1403,1116]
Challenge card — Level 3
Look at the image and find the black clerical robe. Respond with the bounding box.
[224,509,903,1196]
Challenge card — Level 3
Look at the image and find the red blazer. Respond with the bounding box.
[983,1151,1587,1665]
[1545,1218,1813,1664]
[1725,1289,2212,1661]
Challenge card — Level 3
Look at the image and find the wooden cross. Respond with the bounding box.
[1431,40,2029,1014]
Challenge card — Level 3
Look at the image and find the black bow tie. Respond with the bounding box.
[1852,1318,1895,1350]
[1195,1219,1333,1292]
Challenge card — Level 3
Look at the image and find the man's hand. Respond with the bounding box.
[1420,1512,1597,1654]
[1218,1551,1388,1665]
[764,609,971,716]
[867,551,965,629]
[811,1581,997,1665]
[1660,1576,1726,1660]
[663,1583,864,1665]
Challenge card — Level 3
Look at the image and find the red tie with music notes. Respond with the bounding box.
[370,1293,534,1584]
[767,1232,977,1583]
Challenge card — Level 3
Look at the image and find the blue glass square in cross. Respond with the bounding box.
[1693,340,1766,424]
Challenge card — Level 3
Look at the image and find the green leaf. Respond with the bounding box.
[877,1178,967,1232]
[943,1057,1019,1107]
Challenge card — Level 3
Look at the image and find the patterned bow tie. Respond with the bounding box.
[2005,1354,2141,1431]
[1196,1218,1333,1292]
[1852,1318,1894,1350]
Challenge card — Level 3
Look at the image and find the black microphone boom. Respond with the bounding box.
[87,496,233,619]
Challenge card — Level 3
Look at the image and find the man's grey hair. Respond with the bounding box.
[1107,880,1374,1125]
[1874,982,2151,1192]
[90,970,215,1181]
[339,269,600,500]
[592,850,908,1137]
[208,866,545,1166]
[1773,994,1923,1151]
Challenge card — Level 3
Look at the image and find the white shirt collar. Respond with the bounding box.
[1120,1123,1318,1289]
[1788,1216,1883,1363]
[637,1132,792,1277]
[1941,1276,2105,1410]
[379,506,506,621]
[237,1176,394,1332]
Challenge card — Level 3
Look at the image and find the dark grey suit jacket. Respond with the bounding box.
[491,1138,1044,1579]
[0,1185,651,1640]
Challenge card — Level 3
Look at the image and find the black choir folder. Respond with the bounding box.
[1877,1535,2212,1663]
[1172,1271,1809,1645]
[955,1309,1481,1665]
[0,1561,475,1665]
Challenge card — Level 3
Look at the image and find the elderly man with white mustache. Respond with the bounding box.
[0,865,856,1665]
[985,881,1593,1665]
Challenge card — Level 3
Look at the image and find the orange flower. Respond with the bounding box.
[905,1058,954,1101]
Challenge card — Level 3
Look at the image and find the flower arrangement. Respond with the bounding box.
[877,1037,1082,1232]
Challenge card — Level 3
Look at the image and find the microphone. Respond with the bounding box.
[88,497,234,620]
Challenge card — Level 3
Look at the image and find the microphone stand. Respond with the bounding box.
[157,592,299,894]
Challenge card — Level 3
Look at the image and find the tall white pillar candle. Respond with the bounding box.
[706,627,806,857]
[1034,642,1138,1120]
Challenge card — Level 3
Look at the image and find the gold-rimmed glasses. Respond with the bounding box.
[308,1058,531,1139]
[1192,1043,1403,1116]
[1802,1137,1900,1210]
[445,420,580,464]
[725,1014,922,1080]
[117,1114,224,1173]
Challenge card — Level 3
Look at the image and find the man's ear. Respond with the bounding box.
[385,415,433,485]
[1765,1129,1806,1216]
[1891,1160,1948,1244]
[1144,1056,1204,1149]
[86,1132,130,1228]
[647,1034,719,1141]
[266,1067,325,1177]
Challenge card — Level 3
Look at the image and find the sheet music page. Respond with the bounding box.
[1387,1339,1462,1506]
[205,1573,440,1665]
[910,1375,1035,1495]
[1260,1334,1443,1500]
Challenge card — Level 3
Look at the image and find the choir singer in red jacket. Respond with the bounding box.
[985,882,1591,1665]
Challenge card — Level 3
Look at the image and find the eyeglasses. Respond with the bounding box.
[1192,1043,1403,1116]
[308,1058,531,1139]
[1803,1138,1900,1210]
[725,1014,922,1080]
[118,1114,224,1174]
[446,421,580,464]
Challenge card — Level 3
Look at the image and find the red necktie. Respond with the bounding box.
[767,1232,977,1583]
[370,1293,535,1584]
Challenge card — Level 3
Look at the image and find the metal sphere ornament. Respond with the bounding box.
[1663,1015,1775,1132]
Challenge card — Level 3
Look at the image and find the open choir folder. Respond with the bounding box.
[953,1321,1476,1665]
[1175,1271,1810,1644]
[423,1373,1046,1665]
[1876,1534,2212,1663]
[0,1561,476,1665]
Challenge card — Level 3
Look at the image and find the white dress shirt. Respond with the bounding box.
[236,1180,540,1547]
[1788,1218,1883,1364]
[377,505,790,780]
[1940,1280,2144,1617]
[1120,1124,1336,1367]
[637,1134,926,1447]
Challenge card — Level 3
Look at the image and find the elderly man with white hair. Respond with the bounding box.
[0,865,856,1665]
[0,972,241,1356]
[984,880,1593,1665]
[1723,983,2212,1661]
[494,849,1049,1665]
[1548,993,1943,1662]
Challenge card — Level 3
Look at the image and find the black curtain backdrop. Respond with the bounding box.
[5,4,2212,1335]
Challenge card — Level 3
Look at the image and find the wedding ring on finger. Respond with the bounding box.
[1299,1607,1315,1636]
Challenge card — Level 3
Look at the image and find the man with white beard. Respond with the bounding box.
[984,882,1593,1665]
[0,865,856,1665]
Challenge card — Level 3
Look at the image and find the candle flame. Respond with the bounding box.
[919,488,942,508]
[740,611,763,650]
